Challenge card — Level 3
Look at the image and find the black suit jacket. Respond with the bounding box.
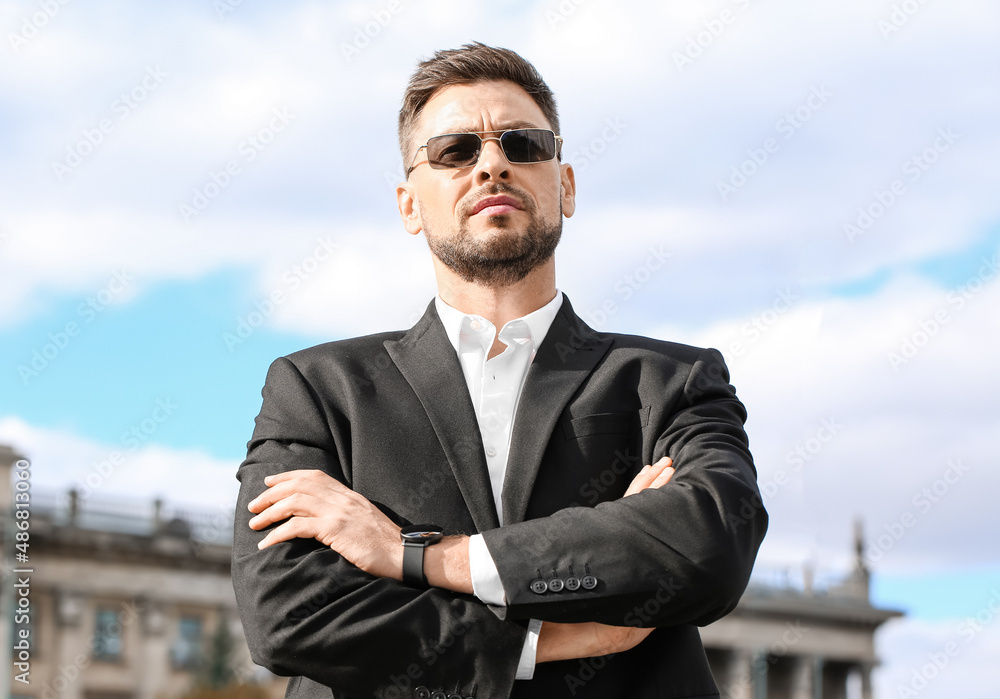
[232,295,767,699]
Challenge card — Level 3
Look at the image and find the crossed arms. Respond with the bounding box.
[246,456,677,662]
[231,343,767,696]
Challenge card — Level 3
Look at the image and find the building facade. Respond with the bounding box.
[0,445,900,699]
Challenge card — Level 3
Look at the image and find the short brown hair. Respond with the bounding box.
[398,42,560,168]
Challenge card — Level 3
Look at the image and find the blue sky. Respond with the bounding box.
[2,0,999,694]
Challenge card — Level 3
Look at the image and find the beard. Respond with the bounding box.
[422,183,562,288]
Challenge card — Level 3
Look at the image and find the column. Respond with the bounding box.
[53,589,87,699]
[791,655,823,699]
[722,649,754,699]
[137,597,169,699]
[751,650,768,699]
[859,662,873,699]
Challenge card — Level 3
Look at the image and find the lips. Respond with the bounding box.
[470,195,524,216]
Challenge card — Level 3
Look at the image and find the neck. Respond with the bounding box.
[433,258,557,332]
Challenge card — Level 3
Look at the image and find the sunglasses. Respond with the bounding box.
[406,128,562,178]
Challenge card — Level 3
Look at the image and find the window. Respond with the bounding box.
[171,615,204,671]
[93,608,123,661]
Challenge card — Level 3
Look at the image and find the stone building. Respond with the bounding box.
[0,445,901,699]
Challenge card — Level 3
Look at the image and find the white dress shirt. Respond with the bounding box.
[433,289,564,681]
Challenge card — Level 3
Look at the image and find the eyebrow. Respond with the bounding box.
[446,121,542,135]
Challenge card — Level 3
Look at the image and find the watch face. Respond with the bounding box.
[401,524,443,540]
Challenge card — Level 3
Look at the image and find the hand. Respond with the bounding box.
[247,469,403,581]
[537,620,654,662]
[624,455,674,496]
[537,455,675,663]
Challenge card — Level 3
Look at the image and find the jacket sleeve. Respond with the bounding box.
[231,357,526,698]
[481,348,768,628]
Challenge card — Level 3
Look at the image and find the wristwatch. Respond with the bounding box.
[400,524,444,588]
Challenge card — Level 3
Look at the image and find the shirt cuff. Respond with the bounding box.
[515,618,542,680]
[468,535,538,680]
[468,533,506,606]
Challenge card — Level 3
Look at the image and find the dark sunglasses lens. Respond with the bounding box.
[426,134,481,169]
[501,129,556,163]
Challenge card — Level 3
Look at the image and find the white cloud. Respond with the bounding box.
[0,415,239,511]
[2,0,998,330]
[875,613,1000,699]
[644,265,1000,575]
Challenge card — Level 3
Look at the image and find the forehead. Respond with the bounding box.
[416,80,552,139]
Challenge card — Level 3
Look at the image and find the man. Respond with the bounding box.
[232,43,767,699]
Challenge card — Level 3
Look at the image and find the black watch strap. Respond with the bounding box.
[402,541,427,587]
[400,524,443,588]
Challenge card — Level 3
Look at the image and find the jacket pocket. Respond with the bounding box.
[560,406,650,440]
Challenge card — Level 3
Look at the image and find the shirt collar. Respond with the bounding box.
[435,290,564,355]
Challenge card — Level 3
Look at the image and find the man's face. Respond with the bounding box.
[397,80,576,288]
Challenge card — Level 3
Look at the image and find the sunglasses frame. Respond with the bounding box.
[406,128,563,178]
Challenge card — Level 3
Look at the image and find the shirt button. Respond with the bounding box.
[470,320,481,331]
[485,445,497,457]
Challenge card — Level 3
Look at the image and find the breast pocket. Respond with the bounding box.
[560,406,650,440]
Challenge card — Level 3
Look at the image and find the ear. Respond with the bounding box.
[560,162,576,218]
[396,180,423,236]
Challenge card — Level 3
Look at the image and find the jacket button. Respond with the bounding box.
[448,695,463,699]
[431,692,447,699]
[547,577,564,592]
[564,576,581,591]
[581,575,598,590]
[414,689,430,699]
[530,579,548,594]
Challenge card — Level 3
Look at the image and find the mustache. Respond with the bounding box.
[460,183,534,218]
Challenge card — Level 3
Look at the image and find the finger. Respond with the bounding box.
[257,517,313,550]
[624,456,672,497]
[263,468,330,487]
[623,464,653,497]
[650,466,675,489]
[249,475,327,513]
[248,492,315,529]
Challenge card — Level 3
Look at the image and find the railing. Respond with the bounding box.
[25,488,235,545]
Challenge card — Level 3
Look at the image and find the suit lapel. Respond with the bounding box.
[384,301,501,533]
[501,295,613,524]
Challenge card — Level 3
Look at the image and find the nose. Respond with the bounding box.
[473,137,510,183]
